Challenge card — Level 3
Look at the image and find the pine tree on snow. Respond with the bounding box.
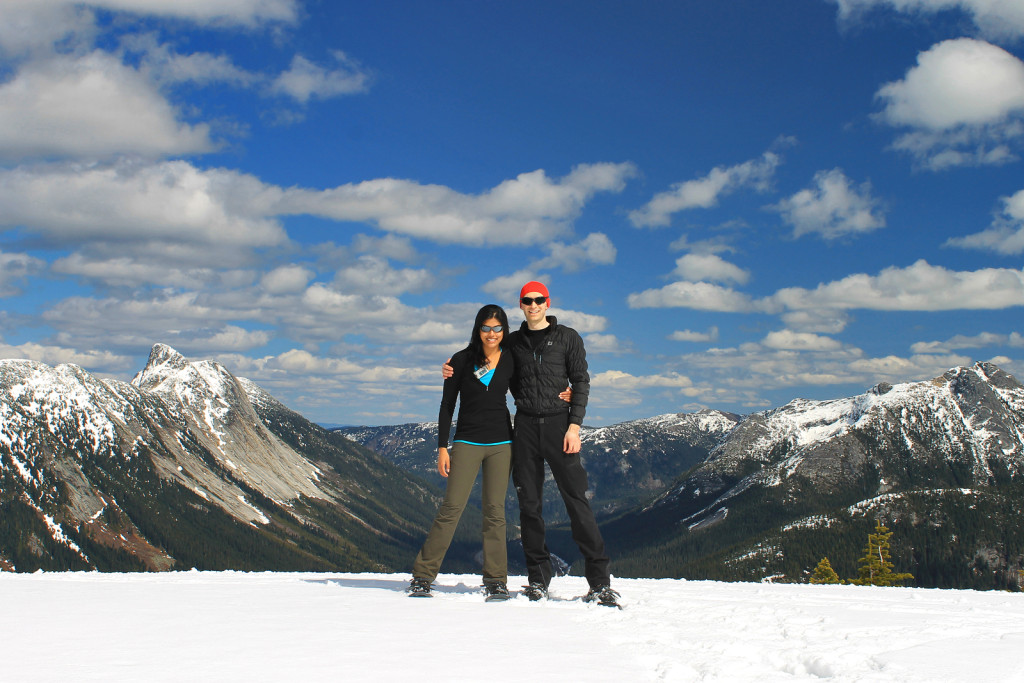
[850,522,914,587]
[810,557,841,584]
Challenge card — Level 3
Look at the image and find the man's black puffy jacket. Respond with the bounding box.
[508,316,590,426]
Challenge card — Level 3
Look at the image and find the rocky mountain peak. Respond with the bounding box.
[131,344,241,411]
[132,343,189,389]
[967,361,1023,396]
[868,381,893,396]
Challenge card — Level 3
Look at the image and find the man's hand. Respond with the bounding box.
[558,386,572,403]
[563,424,581,454]
[437,447,451,477]
[441,357,453,379]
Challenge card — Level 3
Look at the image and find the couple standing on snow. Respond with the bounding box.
[407,281,619,608]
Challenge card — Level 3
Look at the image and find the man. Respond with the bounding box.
[446,281,618,607]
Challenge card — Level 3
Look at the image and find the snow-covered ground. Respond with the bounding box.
[4,571,1024,682]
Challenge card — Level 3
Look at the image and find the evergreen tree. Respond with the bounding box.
[849,521,914,587]
[809,557,841,584]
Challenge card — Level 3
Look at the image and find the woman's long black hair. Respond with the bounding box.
[467,304,510,369]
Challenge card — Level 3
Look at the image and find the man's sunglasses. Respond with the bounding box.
[480,325,504,333]
[520,296,548,305]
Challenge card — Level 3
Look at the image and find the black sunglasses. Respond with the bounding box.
[520,296,548,305]
[480,325,504,333]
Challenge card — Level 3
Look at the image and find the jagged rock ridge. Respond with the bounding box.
[657,362,1024,523]
[340,408,741,521]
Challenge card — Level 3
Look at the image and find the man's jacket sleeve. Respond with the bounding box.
[566,329,590,426]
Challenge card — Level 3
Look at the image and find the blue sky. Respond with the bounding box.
[2,0,1024,426]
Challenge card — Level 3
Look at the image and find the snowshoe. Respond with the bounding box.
[483,581,510,602]
[407,577,433,598]
[582,585,622,609]
[521,582,548,601]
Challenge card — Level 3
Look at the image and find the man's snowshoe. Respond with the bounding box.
[521,582,548,601]
[582,585,622,609]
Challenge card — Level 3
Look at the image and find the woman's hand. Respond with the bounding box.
[559,386,573,403]
[437,447,451,477]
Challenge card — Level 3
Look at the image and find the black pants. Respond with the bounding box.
[512,411,610,589]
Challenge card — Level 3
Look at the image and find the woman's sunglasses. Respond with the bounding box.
[520,296,547,305]
[480,325,504,333]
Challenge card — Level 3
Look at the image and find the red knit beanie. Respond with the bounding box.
[519,281,550,300]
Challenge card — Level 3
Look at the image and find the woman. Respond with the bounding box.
[408,304,516,600]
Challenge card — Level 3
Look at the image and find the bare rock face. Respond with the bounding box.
[131,343,326,516]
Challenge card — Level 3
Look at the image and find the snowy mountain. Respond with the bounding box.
[6,348,1023,589]
[653,362,1024,516]
[340,366,1024,589]
[0,344,448,573]
[582,409,740,512]
[607,362,1024,589]
[339,408,740,522]
[338,422,441,480]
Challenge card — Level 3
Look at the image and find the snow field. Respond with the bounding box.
[3,571,1024,682]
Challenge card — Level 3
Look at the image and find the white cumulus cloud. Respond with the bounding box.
[771,168,886,239]
[536,233,618,271]
[26,0,299,29]
[771,260,1024,311]
[0,2,94,57]
[831,0,1024,41]
[267,52,370,103]
[629,260,1024,316]
[0,250,45,296]
[669,327,720,343]
[261,265,315,295]
[0,52,214,160]
[182,325,271,353]
[911,330,1024,353]
[629,152,781,227]
[875,38,1024,169]
[628,281,764,312]
[591,369,695,390]
[331,255,437,297]
[124,33,259,88]
[673,253,750,284]
[0,160,286,250]
[280,163,637,247]
[0,340,134,371]
[51,253,229,289]
[583,333,630,354]
[481,269,549,302]
[481,234,617,298]
[946,187,1024,254]
[762,330,843,352]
